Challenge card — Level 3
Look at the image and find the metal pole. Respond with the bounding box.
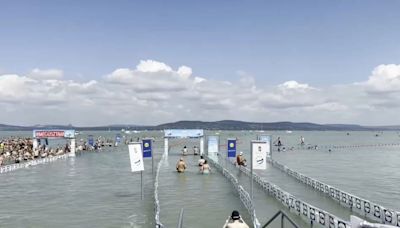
[250,141,254,199]
[270,136,273,160]
[141,171,144,200]
[152,152,154,176]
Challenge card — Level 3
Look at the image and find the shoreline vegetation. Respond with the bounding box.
[1,120,399,131]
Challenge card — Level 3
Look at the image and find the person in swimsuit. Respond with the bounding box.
[176,157,187,173]
[193,146,199,155]
[182,146,188,156]
[236,152,247,166]
[200,160,211,174]
[198,155,205,167]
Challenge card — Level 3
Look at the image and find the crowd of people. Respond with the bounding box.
[0,137,70,166]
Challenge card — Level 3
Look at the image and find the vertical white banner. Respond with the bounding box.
[129,143,144,172]
[207,136,219,153]
[252,141,267,170]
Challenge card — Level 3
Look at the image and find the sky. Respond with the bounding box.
[1,0,400,126]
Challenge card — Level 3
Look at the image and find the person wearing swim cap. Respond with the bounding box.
[176,157,187,173]
[182,146,188,156]
[200,160,211,174]
[223,210,249,228]
[236,152,247,167]
[198,155,205,167]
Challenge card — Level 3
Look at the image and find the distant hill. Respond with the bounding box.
[1,120,400,131]
[155,120,373,131]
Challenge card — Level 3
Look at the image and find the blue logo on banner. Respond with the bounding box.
[142,139,152,158]
[88,135,94,146]
[227,139,236,157]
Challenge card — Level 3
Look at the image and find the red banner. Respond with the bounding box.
[34,131,65,138]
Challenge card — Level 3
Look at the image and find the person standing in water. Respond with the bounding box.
[176,157,187,173]
[236,152,247,167]
[193,145,199,155]
[182,146,188,156]
[200,160,211,174]
[198,155,205,166]
[223,210,249,228]
[300,136,305,145]
[277,137,282,146]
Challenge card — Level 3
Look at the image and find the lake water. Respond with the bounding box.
[0,130,399,227]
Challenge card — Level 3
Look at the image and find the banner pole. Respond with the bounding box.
[250,141,254,199]
[270,135,273,159]
[141,171,144,200]
[152,153,154,176]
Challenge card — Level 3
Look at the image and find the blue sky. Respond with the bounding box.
[1,0,400,125]
[1,0,400,85]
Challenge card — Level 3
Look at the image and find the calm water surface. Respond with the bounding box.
[0,130,399,227]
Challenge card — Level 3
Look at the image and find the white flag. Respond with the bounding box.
[252,141,267,170]
[129,143,144,172]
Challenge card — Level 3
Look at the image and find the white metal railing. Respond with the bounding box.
[273,143,400,151]
[268,158,400,226]
[154,153,166,228]
[225,159,351,228]
[206,155,261,228]
[0,154,68,174]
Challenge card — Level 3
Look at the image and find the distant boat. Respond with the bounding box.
[286,130,293,134]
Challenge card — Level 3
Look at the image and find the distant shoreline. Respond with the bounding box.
[1,120,399,131]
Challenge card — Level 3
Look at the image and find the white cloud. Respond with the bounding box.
[360,64,400,93]
[29,68,63,80]
[177,66,192,79]
[278,80,314,92]
[105,61,193,92]
[194,76,206,84]
[136,60,172,73]
[2,61,400,126]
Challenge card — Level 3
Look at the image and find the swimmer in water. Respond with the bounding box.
[176,157,187,173]
[200,160,211,174]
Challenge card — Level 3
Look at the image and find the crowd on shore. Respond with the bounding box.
[0,137,70,166]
